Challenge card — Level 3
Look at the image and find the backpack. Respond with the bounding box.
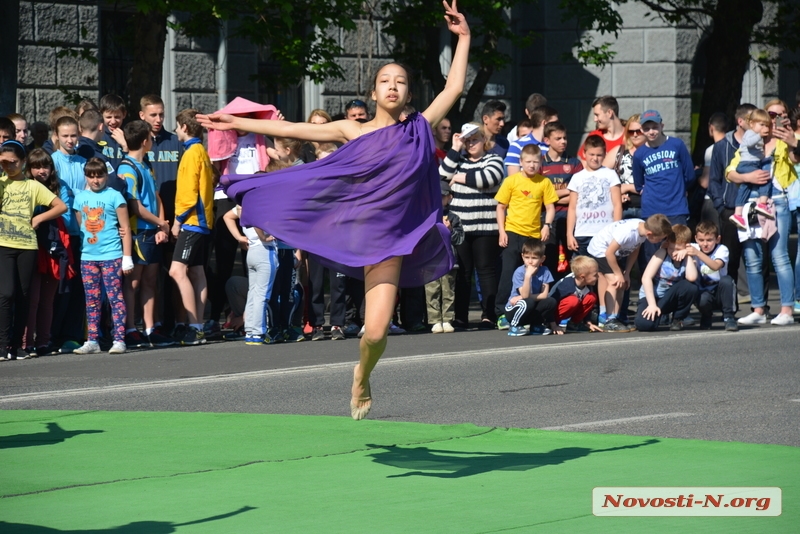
[117,156,154,199]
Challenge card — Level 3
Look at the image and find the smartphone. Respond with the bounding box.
[776,116,789,129]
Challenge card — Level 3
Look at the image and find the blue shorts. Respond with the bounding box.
[133,229,163,266]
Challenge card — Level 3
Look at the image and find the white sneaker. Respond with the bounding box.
[770,313,794,326]
[431,323,444,334]
[358,325,365,338]
[737,312,767,325]
[442,322,455,333]
[73,341,101,354]
[388,322,406,335]
[109,341,127,354]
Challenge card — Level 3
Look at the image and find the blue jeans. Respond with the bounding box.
[735,159,773,207]
[742,192,795,308]
[794,209,800,302]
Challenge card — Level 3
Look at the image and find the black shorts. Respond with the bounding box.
[133,229,163,265]
[594,254,629,275]
[172,229,209,267]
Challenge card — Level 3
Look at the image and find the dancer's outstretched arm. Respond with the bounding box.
[196,112,360,144]
[422,0,470,127]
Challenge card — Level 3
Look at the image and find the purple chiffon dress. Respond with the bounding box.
[224,112,454,287]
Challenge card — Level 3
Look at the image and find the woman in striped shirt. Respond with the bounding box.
[440,123,505,328]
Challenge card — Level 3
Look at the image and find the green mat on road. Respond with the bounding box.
[1,410,797,533]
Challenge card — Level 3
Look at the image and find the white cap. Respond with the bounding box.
[460,123,479,139]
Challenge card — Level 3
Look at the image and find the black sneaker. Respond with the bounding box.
[603,319,632,333]
[311,327,325,341]
[669,320,684,331]
[148,330,176,347]
[699,315,713,330]
[181,326,206,346]
[36,344,59,356]
[724,317,739,332]
[223,328,246,341]
[125,330,150,348]
[171,324,187,343]
[566,321,590,333]
[330,326,345,340]
[267,327,284,344]
[285,327,306,342]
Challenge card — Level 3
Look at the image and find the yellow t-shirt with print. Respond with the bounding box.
[0,177,57,250]
[494,172,558,238]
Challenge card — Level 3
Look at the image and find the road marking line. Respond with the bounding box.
[0,327,783,403]
[541,412,694,430]
[791,399,800,402]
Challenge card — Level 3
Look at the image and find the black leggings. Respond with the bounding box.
[454,233,500,324]
[0,246,37,350]
[210,198,243,320]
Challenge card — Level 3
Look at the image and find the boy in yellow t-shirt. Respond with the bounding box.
[494,144,558,327]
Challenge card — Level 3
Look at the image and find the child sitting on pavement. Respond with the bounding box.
[504,238,557,336]
[635,224,699,332]
[548,255,603,334]
[686,220,738,331]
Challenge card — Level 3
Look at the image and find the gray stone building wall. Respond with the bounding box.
[15,3,261,126]
[320,19,394,118]
[172,25,220,115]
[514,1,697,145]
[17,1,100,123]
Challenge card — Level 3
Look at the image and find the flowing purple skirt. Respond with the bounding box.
[224,112,454,287]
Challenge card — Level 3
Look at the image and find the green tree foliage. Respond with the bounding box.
[381,0,537,126]
[558,0,800,162]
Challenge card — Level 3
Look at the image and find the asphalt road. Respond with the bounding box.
[2,324,798,447]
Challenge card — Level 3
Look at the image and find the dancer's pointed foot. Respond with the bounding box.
[350,365,372,420]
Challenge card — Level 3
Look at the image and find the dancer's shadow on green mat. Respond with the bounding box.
[0,506,255,533]
[366,439,659,478]
[0,423,103,449]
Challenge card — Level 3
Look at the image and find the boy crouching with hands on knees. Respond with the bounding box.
[634,224,699,332]
[504,238,557,336]
[687,220,738,331]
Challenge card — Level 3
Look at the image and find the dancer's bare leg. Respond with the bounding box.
[351,256,402,419]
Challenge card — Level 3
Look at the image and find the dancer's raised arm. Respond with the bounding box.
[422,0,470,126]
[196,113,361,144]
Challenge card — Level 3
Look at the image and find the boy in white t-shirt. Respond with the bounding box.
[686,220,738,331]
[587,214,672,332]
[567,134,622,256]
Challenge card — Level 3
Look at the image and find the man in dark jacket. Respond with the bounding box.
[707,103,770,286]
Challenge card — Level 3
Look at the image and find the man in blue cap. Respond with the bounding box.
[631,109,696,264]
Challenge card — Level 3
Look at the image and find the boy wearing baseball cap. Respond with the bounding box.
[631,109,696,264]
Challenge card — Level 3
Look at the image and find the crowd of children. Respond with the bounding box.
[2,91,799,361]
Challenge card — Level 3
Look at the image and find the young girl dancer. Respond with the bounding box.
[198,0,470,419]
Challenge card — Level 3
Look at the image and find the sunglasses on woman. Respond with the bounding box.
[628,128,643,136]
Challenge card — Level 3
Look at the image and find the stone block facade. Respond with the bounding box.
[13,0,796,149]
[16,1,100,123]
[513,0,699,145]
